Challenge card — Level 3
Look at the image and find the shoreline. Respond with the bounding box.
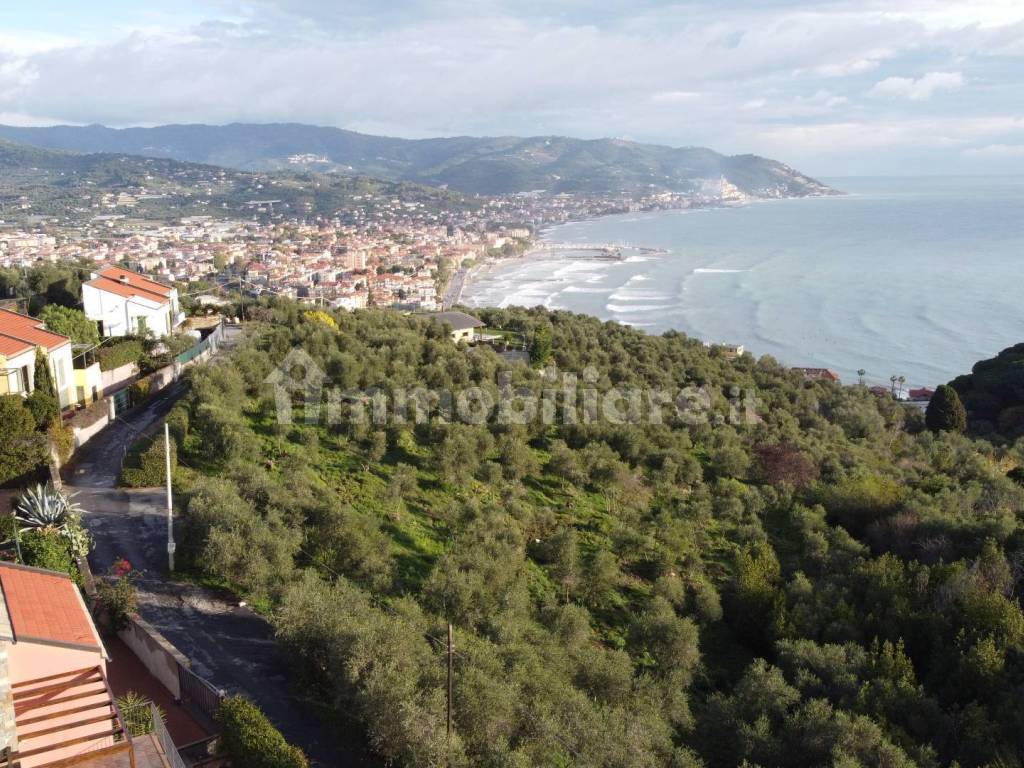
[457,193,824,304]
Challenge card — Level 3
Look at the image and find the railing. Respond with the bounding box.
[176,321,227,366]
[151,703,189,768]
[178,663,225,723]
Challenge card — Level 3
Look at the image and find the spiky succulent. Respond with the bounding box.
[15,483,84,533]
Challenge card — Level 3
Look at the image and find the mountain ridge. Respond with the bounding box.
[0,122,837,198]
[0,137,472,224]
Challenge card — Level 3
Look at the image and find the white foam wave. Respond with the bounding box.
[609,290,672,302]
[606,303,677,313]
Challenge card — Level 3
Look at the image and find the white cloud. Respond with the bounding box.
[963,143,1024,157]
[0,1,1021,173]
[651,91,701,103]
[868,71,965,101]
[757,116,1024,152]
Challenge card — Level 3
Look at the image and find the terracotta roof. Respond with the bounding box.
[85,275,171,306]
[0,308,72,358]
[97,266,172,297]
[0,562,102,651]
[85,266,173,306]
[0,335,31,357]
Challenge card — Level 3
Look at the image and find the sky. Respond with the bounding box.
[1,1,1023,176]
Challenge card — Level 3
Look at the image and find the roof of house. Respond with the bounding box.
[795,367,841,382]
[426,311,485,331]
[85,266,173,306]
[0,561,104,653]
[0,308,72,359]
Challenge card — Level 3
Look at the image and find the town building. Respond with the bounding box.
[82,267,182,338]
[0,309,79,410]
[0,561,175,767]
[425,311,485,343]
[795,367,841,383]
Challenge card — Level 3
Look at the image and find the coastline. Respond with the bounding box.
[450,177,1008,388]
[456,191,829,306]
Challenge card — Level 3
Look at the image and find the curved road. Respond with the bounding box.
[62,340,377,767]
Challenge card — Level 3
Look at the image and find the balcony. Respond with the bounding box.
[6,666,135,768]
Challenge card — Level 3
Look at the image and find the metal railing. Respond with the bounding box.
[151,703,189,768]
[176,321,226,365]
[178,663,226,723]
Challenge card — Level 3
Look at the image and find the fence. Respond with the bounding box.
[178,663,226,723]
[177,322,226,365]
[151,703,190,768]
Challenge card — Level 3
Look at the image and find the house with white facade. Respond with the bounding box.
[0,309,80,410]
[82,266,182,338]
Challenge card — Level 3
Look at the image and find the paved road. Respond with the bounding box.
[442,265,469,308]
[63,337,377,767]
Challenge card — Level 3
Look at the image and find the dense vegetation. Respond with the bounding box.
[169,300,1024,767]
[215,696,309,768]
[951,343,1024,439]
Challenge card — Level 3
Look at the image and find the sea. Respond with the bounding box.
[463,177,1024,388]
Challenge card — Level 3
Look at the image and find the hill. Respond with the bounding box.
[0,139,473,224]
[0,123,837,198]
[162,298,1024,767]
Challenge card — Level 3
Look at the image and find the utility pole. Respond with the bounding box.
[446,622,454,745]
[164,422,176,572]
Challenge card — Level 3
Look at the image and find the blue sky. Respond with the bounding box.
[1,1,1023,175]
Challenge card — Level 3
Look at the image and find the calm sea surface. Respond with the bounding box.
[464,177,1024,387]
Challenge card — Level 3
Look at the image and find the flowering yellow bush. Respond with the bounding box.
[303,310,337,329]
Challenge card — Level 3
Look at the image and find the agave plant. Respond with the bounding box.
[15,483,84,533]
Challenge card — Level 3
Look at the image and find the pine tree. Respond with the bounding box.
[925,384,967,433]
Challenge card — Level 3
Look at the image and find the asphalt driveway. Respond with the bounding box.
[63,340,377,767]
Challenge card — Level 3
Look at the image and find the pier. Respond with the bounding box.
[529,241,668,258]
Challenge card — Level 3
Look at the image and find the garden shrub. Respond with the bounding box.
[216,696,309,768]
[120,437,176,488]
[129,378,152,407]
[96,570,137,631]
[98,339,145,371]
[48,421,75,464]
[20,529,80,584]
[166,405,190,446]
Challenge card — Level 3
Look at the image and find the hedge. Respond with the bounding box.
[120,437,176,488]
[215,696,309,768]
[98,339,145,372]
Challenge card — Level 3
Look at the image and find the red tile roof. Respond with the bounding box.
[0,308,71,358]
[0,562,102,651]
[85,266,173,305]
[97,266,172,297]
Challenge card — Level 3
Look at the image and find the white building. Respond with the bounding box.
[82,266,182,338]
[0,309,79,409]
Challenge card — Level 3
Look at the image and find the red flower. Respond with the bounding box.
[113,558,132,577]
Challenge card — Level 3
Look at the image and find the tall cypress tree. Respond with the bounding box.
[26,348,60,428]
[925,384,967,433]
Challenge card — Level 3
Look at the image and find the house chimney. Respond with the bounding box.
[119,274,129,284]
